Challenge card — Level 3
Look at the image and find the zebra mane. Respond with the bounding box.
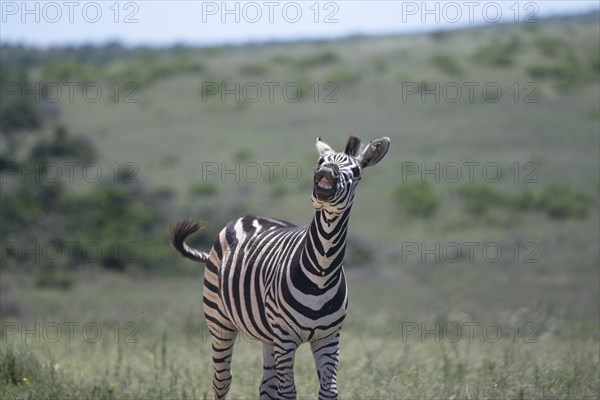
[344,135,362,157]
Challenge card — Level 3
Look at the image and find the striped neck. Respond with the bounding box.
[299,207,351,285]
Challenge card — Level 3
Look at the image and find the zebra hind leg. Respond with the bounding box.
[310,334,340,399]
[259,343,278,399]
[210,331,238,400]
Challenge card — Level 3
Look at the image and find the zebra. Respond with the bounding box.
[168,135,390,399]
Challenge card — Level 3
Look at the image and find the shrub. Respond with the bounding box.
[441,184,592,220]
[0,99,41,135]
[34,268,74,290]
[473,36,521,67]
[528,54,593,91]
[395,181,439,217]
[431,53,465,77]
[189,182,218,197]
[43,59,87,80]
[239,63,269,76]
[30,126,96,163]
[534,36,568,57]
[373,59,388,73]
[507,190,537,211]
[345,234,375,267]
[233,148,253,162]
[537,184,591,218]
[0,153,19,174]
[297,51,339,68]
[270,181,288,199]
[326,68,360,86]
[458,184,505,215]
[430,30,452,41]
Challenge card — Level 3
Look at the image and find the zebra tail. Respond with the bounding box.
[167,219,210,264]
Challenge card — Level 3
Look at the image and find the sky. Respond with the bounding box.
[1,1,599,47]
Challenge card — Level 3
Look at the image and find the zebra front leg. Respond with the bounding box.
[273,338,299,399]
[311,334,341,399]
[259,343,278,399]
[210,331,238,400]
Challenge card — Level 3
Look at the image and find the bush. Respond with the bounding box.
[34,268,74,290]
[473,36,521,67]
[345,234,375,267]
[326,68,360,86]
[0,174,188,273]
[0,153,20,174]
[507,190,537,211]
[534,36,568,57]
[431,53,465,77]
[239,63,269,76]
[458,184,505,215]
[0,99,41,135]
[528,54,594,91]
[30,126,96,163]
[297,51,339,68]
[43,59,88,80]
[430,30,452,41]
[395,181,439,217]
[189,182,218,197]
[233,148,253,162]
[537,184,591,218]
[457,184,592,218]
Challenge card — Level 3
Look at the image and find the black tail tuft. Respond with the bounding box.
[167,219,210,263]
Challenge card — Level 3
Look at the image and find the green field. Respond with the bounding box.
[1,13,599,399]
[1,272,599,399]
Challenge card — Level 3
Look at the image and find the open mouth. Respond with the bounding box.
[314,174,336,200]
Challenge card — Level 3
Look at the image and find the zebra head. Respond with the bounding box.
[313,135,390,213]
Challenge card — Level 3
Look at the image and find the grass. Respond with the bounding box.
[1,272,598,399]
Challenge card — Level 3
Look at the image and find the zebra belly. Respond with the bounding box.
[218,258,275,343]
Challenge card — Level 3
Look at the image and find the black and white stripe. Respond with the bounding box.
[169,135,390,399]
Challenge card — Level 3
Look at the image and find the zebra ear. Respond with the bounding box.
[344,135,362,157]
[316,137,335,157]
[356,137,390,168]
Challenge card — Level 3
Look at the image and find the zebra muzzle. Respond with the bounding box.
[314,168,337,201]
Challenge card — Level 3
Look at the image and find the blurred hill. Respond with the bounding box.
[1,13,598,317]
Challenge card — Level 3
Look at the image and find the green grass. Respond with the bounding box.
[1,272,598,399]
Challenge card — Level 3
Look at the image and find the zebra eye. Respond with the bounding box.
[351,167,360,177]
[318,159,324,166]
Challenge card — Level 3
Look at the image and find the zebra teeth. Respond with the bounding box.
[317,177,333,190]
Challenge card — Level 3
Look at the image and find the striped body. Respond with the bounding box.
[205,213,348,345]
[169,136,390,399]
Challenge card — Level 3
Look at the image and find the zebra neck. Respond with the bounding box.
[300,207,351,281]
